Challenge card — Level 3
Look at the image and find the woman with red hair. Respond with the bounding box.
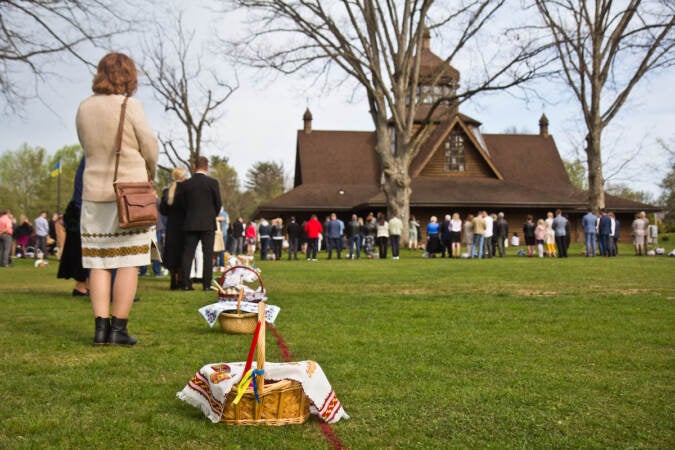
[76,52,158,346]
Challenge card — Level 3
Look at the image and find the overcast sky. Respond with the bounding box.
[1,2,673,198]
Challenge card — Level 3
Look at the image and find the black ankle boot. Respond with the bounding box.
[108,316,137,346]
[93,316,110,346]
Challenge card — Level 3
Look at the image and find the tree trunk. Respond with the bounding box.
[585,130,605,212]
[375,124,412,245]
[382,164,411,245]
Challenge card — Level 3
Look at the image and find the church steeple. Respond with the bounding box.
[303,108,313,134]
[539,114,549,137]
[422,27,431,50]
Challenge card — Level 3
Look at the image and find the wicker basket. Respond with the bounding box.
[221,302,310,426]
[218,310,258,334]
[218,281,259,334]
[221,378,310,425]
[216,266,265,334]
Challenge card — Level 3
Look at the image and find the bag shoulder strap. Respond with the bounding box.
[113,96,130,185]
[112,97,153,184]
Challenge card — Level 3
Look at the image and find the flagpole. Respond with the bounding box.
[52,159,62,214]
[57,165,61,214]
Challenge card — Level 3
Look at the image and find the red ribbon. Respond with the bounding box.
[243,320,262,376]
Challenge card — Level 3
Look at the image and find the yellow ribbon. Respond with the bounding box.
[232,369,254,405]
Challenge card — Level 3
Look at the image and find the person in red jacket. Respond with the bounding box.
[304,214,323,261]
[245,220,257,257]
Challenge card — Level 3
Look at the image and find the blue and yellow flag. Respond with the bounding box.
[50,160,60,178]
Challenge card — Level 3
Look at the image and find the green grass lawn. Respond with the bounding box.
[0,241,673,449]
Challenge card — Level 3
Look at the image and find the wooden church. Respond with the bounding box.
[256,34,657,242]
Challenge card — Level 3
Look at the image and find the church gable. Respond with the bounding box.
[413,118,503,180]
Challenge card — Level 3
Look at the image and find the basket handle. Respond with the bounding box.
[256,301,266,395]
[236,288,244,314]
[218,265,265,295]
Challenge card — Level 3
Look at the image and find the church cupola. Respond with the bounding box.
[414,28,460,116]
[303,108,313,134]
[539,114,549,137]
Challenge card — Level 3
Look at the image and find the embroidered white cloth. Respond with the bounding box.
[216,287,267,302]
[176,360,349,424]
[198,301,280,327]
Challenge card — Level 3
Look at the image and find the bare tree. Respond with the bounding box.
[535,0,674,211]
[605,182,655,204]
[224,0,551,236]
[142,12,238,173]
[0,0,131,110]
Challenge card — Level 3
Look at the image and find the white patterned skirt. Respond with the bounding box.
[81,200,154,269]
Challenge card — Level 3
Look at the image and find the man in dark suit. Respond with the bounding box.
[177,156,221,290]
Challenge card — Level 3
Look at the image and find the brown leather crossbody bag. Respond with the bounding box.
[113,97,157,229]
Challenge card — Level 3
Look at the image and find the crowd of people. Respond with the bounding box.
[202,208,662,263]
[580,209,657,257]
[221,211,407,262]
[2,206,664,274]
[0,209,64,266]
[425,211,512,259]
[424,208,657,259]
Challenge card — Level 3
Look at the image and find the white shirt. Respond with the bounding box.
[610,218,616,236]
[484,215,494,238]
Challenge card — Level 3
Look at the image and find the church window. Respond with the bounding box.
[414,80,458,105]
[444,132,465,172]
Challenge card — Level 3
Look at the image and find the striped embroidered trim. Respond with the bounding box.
[82,228,150,238]
[319,390,342,422]
[82,244,150,257]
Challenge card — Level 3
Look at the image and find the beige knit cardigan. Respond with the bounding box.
[76,94,159,202]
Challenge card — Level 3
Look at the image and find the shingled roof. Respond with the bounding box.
[294,130,379,186]
[258,105,663,218]
[257,129,381,215]
[483,133,574,195]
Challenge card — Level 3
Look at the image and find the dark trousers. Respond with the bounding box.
[0,233,12,266]
[288,237,299,260]
[348,235,361,259]
[232,237,244,254]
[483,236,493,258]
[181,230,215,289]
[555,235,567,257]
[272,239,283,259]
[328,237,341,259]
[306,238,318,260]
[259,237,270,260]
[35,235,47,258]
[376,236,388,259]
[598,234,610,256]
[441,238,451,257]
[390,235,400,258]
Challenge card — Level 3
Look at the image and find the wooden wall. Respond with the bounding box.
[418,133,493,178]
